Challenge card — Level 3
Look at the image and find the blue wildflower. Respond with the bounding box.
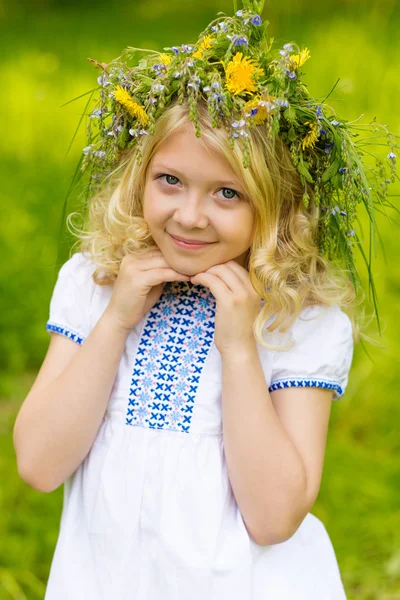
[211,93,223,103]
[331,120,340,126]
[347,229,356,237]
[339,167,347,174]
[274,98,289,108]
[340,211,347,216]
[320,129,327,135]
[251,15,262,26]
[387,152,397,160]
[83,146,92,155]
[171,46,179,54]
[97,74,111,87]
[251,107,259,116]
[286,70,297,80]
[94,150,106,158]
[234,36,249,46]
[236,10,243,16]
[211,25,219,33]
[211,81,220,89]
[316,105,323,118]
[324,142,334,154]
[90,108,106,119]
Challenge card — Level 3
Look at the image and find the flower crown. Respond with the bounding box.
[65,0,398,326]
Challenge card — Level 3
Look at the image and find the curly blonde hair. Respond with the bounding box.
[67,97,360,350]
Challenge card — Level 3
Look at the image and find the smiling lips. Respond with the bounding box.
[169,233,216,250]
[169,233,214,244]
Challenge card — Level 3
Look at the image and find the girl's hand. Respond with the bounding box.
[190,261,261,356]
[104,248,190,332]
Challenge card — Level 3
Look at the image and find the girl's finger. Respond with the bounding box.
[204,264,245,295]
[222,260,255,292]
[193,271,232,298]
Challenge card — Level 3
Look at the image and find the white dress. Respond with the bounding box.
[44,252,354,600]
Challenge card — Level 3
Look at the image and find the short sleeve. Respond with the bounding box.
[268,304,354,400]
[45,252,97,345]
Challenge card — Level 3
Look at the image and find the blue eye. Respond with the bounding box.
[157,174,240,202]
[218,188,239,201]
[162,174,179,185]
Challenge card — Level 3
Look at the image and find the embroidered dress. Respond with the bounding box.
[44,252,353,600]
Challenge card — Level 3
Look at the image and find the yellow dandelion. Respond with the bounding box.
[192,35,215,60]
[289,48,311,70]
[113,85,149,125]
[224,52,264,96]
[243,94,276,125]
[302,120,319,151]
[159,53,171,66]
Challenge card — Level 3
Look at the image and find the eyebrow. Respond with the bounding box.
[151,164,242,189]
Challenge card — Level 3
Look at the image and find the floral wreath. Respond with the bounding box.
[63,0,398,328]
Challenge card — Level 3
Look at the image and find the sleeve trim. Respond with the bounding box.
[46,321,86,345]
[268,377,344,399]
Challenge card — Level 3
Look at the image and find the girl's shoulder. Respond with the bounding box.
[263,304,354,400]
[46,251,104,344]
[56,251,98,284]
[262,303,353,349]
[293,303,353,342]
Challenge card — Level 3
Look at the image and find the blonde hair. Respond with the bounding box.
[68,97,361,350]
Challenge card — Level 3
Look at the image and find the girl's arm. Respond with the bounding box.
[13,311,130,493]
[221,343,332,546]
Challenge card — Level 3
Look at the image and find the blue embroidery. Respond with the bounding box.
[269,378,343,398]
[125,281,216,433]
[46,321,85,345]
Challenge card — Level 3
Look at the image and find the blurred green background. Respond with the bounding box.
[1,0,399,598]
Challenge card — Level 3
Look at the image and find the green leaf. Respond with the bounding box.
[288,126,297,142]
[283,105,298,125]
[321,158,340,183]
[298,158,314,183]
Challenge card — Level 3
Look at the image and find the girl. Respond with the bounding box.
[13,1,397,599]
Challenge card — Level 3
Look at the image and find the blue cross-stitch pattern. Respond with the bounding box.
[268,378,343,398]
[46,321,85,345]
[125,281,216,433]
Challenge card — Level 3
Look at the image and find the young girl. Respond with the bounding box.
[13,1,397,598]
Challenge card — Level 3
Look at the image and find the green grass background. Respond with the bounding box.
[1,0,399,598]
